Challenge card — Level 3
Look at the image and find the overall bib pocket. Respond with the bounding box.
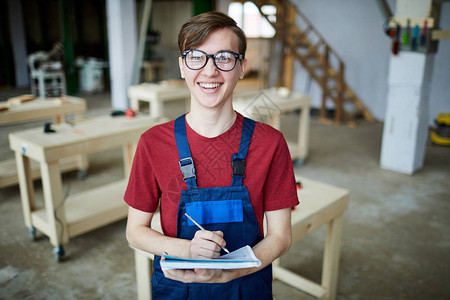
[185,199,244,225]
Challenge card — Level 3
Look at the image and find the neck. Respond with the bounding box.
[186,106,236,138]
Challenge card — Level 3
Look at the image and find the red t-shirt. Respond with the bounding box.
[124,113,299,237]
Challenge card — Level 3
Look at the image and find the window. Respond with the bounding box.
[228,2,276,38]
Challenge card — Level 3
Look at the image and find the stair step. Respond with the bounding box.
[294,40,309,48]
[309,63,323,69]
[297,52,319,61]
[326,91,355,104]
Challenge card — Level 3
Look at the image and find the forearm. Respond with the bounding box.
[219,208,293,282]
[126,223,191,258]
[126,207,191,258]
[220,228,291,282]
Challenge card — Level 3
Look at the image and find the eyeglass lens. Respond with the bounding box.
[185,50,238,71]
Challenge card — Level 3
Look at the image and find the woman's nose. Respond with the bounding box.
[202,58,219,76]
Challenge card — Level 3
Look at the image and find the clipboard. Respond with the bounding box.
[160,245,261,270]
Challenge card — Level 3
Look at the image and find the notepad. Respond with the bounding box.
[160,245,261,270]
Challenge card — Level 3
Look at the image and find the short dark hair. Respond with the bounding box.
[178,11,247,58]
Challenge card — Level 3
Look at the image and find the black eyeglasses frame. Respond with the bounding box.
[181,50,244,72]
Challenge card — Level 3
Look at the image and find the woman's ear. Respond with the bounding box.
[239,58,248,79]
[179,57,185,78]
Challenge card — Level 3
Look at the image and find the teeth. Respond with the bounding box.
[199,83,220,89]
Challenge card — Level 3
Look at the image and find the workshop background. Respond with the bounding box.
[1,0,449,299]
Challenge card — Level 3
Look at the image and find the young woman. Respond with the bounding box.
[125,11,299,299]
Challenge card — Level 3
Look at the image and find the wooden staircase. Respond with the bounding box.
[250,0,375,126]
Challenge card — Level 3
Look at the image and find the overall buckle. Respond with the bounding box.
[232,159,246,177]
[179,157,196,181]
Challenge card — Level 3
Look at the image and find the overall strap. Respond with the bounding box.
[232,117,255,186]
[174,115,197,189]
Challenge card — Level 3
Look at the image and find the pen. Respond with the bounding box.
[184,212,230,254]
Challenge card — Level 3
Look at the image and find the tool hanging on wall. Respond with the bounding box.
[392,23,400,55]
[383,17,441,54]
[420,20,428,47]
[411,24,419,51]
[402,19,410,45]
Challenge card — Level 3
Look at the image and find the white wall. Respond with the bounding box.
[289,0,449,125]
[430,3,450,122]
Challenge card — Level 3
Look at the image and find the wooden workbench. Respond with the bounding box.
[0,96,86,125]
[233,89,311,163]
[130,177,349,300]
[0,96,87,189]
[9,115,163,261]
[127,82,190,119]
[126,81,262,119]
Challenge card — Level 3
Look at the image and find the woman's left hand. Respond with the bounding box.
[162,267,227,283]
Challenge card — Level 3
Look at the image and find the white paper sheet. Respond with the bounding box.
[160,245,261,270]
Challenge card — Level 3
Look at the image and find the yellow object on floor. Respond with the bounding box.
[431,112,450,146]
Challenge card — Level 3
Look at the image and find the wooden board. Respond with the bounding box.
[31,179,129,239]
[9,115,159,163]
[0,96,86,125]
[289,177,349,242]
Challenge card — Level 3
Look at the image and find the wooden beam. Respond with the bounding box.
[335,62,344,124]
[432,29,450,40]
[282,5,296,90]
[320,46,329,121]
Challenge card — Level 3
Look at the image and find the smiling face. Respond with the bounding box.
[179,28,247,111]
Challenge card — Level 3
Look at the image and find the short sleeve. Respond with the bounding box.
[263,133,299,211]
[124,136,161,213]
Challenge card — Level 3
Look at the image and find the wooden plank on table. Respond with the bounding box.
[0,97,86,125]
[290,178,348,243]
[432,29,450,40]
[31,179,129,239]
[8,116,159,163]
[65,179,129,237]
[291,198,348,244]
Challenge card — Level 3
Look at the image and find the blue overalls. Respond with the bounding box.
[151,115,273,299]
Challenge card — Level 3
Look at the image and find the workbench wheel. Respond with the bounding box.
[28,227,37,241]
[53,245,65,262]
[77,169,88,180]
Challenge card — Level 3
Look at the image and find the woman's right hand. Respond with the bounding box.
[189,230,227,259]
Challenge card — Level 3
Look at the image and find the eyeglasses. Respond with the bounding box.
[181,50,243,72]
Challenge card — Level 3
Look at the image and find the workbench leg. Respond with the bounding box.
[271,256,282,282]
[134,250,153,300]
[54,114,64,124]
[269,112,281,130]
[40,162,69,248]
[298,106,310,161]
[76,154,89,179]
[73,112,84,122]
[130,97,139,111]
[150,99,163,119]
[321,215,344,300]
[14,153,35,229]
[123,142,137,178]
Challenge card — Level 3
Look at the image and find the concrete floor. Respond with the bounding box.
[1,89,449,300]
